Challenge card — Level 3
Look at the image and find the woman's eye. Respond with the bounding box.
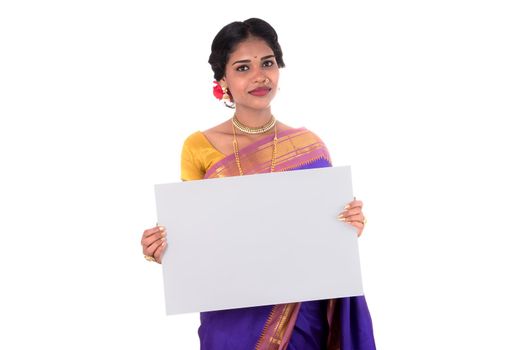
[263,60,275,67]
[236,65,249,72]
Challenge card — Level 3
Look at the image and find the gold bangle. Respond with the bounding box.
[144,255,156,262]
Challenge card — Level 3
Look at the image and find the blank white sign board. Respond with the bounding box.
[155,166,363,315]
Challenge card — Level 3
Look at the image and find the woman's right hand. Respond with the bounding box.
[141,226,167,264]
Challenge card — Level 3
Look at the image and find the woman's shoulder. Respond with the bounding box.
[283,125,326,143]
[183,131,227,165]
[182,130,206,147]
[182,130,221,153]
[303,128,326,142]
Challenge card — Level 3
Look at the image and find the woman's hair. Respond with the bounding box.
[208,18,285,81]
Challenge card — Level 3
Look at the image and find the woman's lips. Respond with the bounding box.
[249,87,271,96]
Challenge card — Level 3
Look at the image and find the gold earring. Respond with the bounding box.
[221,86,230,101]
[221,86,235,109]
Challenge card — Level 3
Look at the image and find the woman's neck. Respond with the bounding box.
[233,107,273,128]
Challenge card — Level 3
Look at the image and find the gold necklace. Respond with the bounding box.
[232,114,277,135]
[232,119,278,176]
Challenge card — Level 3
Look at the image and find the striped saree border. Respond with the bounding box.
[254,303,301,350]
[204,128,331,179]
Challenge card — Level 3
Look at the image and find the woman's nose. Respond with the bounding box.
[254,74,269,84]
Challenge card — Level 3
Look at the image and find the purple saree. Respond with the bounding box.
[199,128,376,350]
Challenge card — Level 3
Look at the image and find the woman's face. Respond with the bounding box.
[221,38,279,111]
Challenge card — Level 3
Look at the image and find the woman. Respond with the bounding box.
[141,18,376,350]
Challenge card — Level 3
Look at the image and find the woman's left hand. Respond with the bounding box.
[338,198,367,237]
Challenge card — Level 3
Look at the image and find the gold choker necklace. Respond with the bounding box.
[232,114,277,135]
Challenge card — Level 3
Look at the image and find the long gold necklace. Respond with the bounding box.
[232,118,278,176]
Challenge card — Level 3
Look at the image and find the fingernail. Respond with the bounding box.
[159,226,165,231]
[162,241,166,246]
[338,217,346,222]
[161,231,166,237]
[337,214,344,219]
[344,204,350,209]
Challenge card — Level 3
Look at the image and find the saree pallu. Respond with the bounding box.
[199,128,376,350]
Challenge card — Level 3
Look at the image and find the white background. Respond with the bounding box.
[1,1,523,349]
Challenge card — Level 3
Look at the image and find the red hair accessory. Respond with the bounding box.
[213,81,225,100]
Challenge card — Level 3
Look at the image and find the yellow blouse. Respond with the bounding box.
[181,131,225,181]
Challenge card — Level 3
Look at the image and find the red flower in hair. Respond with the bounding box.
[213,81,224,100]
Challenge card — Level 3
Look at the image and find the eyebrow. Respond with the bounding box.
[231,55,275,65]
